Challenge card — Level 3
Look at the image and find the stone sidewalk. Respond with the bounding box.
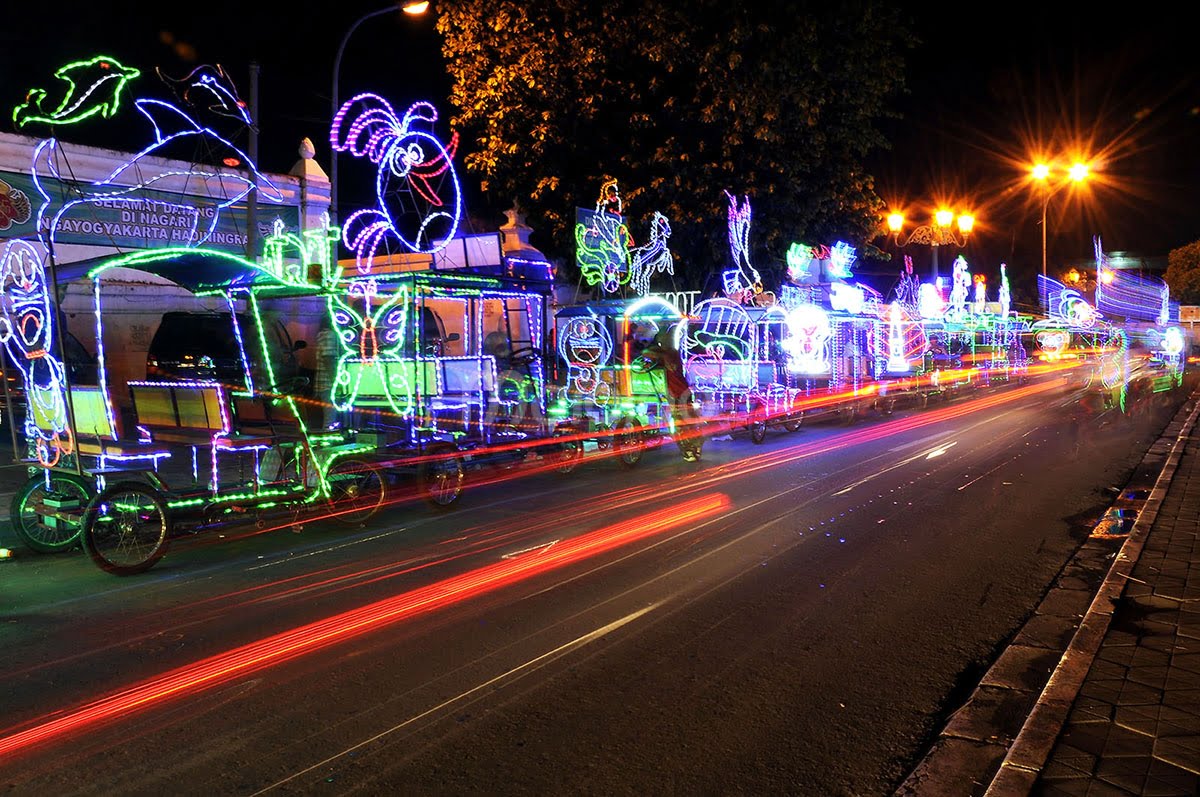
[1029,432,1200,794]
[898,390,1200,796]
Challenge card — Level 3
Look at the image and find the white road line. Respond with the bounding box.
[833,443,957,496]
[250,602,663,795]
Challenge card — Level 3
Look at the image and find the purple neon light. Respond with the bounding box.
[331,93,462,266]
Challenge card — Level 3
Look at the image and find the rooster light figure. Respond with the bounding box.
[331,93,462,272]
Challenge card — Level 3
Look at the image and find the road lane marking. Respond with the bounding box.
[501,539,560,559]
[833,442,957,496]
[249,602,663,795]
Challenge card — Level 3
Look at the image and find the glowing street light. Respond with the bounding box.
[886,207,976,279]
[1029,159,1093,278]
[331,1,431,225]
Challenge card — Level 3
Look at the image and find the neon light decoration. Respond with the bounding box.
[1039,274,1099,329]
[157,64,251,125]
[574,180,634,293]
[895,255,919,312]
[0,240,72,466]
[628,211,674,296]
[886,302,910,373]
[782,303,831,375]
[13,55,140,128]
[557,315,613,404]
[723,191,762,298]
[998,263,1011,318]
[261,214,341,289]
[973,274,987,314]
[331,94,462,267]
[328,280,412,417]
[684,298,756,391]
[786,242,814,281]
[918,282,945,320]
[1035,329,1070,358]
[946,256,970,320]
[32,99,284,251]
[827,241,857,280]
[830,282,866,315]
[1162,326,1185,358]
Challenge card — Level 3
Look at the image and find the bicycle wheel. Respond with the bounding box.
[82,482,171,575]
[419,443,464,509]
[747,407,768,444]
[10,472,92,553]
[551,424,584,475]
[326,458,387,525]
[613,416,644,469]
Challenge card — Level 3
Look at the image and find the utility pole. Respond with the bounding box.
[245,62,261,262]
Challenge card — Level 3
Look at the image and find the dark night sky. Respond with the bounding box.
[3,1,1197,288]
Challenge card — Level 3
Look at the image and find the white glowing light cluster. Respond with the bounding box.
[782,303,831,375]
[999,263,1011,318]
[886,302,911,373]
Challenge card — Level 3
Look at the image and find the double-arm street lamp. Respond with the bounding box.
[885,208,976,280]
[1029,160,1091,277]
[330,1,430,226]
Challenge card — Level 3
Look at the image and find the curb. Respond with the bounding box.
[895,388,1200,796]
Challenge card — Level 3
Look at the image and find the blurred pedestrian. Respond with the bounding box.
[636,326,703,462]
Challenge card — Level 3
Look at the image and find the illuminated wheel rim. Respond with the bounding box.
[327,458,386,525]
[783,418,801,433]
[12,473,91,553]
[84,484,169,575]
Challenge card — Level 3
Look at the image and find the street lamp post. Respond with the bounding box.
[1030,160,1090,278]
[886,208,975,281]
[330,2,429,227]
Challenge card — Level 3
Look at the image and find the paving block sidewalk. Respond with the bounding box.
[1032,438,1200,794]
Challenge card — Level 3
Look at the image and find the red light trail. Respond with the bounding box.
[0,493,730,760]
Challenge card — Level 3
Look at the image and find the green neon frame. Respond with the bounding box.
[13,55,141,128]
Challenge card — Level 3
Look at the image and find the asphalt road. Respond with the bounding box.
[0,376,1189,795]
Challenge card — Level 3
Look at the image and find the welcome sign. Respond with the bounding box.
[0,170,299,252]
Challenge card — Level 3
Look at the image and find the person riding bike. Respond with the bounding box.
[635,326,703,462]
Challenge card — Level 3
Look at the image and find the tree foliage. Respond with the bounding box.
[1165,240,1200,305]
[436,0,911,285]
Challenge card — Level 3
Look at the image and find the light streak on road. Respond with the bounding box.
[0,494,731,759]
[925,442,957,459]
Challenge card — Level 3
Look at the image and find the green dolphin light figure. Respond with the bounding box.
[12,55,141,128]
